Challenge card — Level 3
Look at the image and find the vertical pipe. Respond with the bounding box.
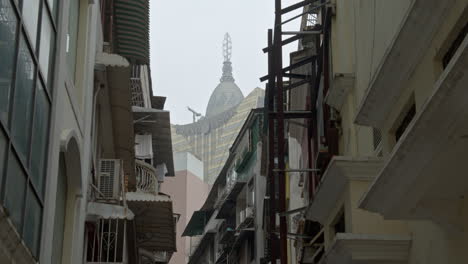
[107,219,112,261]
[99,219,104,261]
[91,224,96,261]
[114,218,119,261]
[274,0,288,263]
[123,221,128,262]
[267,29,277,262]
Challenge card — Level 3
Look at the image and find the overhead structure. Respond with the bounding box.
[261,1,334,263]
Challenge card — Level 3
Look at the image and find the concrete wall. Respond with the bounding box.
[327,0,468,264]
[162,152,209,264]
[39,1,101,263]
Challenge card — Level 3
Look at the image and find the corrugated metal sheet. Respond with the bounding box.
[127,192,176,252]
[114,0,150,64]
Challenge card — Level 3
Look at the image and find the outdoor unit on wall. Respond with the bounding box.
[98,159,123,201]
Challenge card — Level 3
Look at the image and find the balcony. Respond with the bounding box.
[237,206,254,230]
[359,35,468,232]
[125,160,176,255]
[216,176,246,219]
[305,157,383,224]
[135,159,159,194]
[354,0,453,128]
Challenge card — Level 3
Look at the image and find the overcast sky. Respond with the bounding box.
[150,0,301,124]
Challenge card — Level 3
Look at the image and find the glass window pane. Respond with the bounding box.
[22,0,40,49]
[12,35,35,161]
[30,82,50,197]
[0,0,18,123]
[39,8,55,89]
[4,151,26,230]
[23,187,42,258]
[0,130,6,186]
[67,0,79,81]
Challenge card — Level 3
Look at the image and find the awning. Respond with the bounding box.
[133,106,175,177]
[216,182,246,219]
[114,0,149,64]
[87,202,134,220]
[95,52,129,67]
[108,66,136,190]
[182,210,211,237]
[126,192,176,252]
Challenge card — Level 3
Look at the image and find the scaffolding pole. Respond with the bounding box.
[274,0,288,263]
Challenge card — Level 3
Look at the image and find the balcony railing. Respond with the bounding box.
[135,159,159,194]
[131,77,145,107]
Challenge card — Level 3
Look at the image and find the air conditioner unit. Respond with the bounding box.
[98,159,122,200]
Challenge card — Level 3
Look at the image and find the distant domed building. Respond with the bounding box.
[171,34,264,184]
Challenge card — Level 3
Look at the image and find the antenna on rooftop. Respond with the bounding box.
[187,106,202,123]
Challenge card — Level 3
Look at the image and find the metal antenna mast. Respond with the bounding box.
[187,107,201,123]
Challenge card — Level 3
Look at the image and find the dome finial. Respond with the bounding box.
[223,33,232,62]
[221,33,234,82]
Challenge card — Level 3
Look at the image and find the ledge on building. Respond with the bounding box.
[359,34,468,232]
[320,233,411,264]
[305,156,383,224]
[325,73,355,111]
[354,0,453,128]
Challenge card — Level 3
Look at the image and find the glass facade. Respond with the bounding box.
[0,0,57,258]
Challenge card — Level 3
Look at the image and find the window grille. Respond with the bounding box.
[85,219,128,263]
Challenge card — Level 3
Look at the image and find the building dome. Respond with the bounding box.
[205,33,243,117]
[205,74,244,117]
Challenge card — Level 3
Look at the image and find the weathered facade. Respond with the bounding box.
[262,0,468,264]
[183,109,265,264]
[183,0,468,263]
[0,0,176,263]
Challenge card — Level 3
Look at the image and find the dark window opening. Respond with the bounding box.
[373,128,382,150]
[333,211,345,234]
[395,104,416,141]
[249,238,255,261]
[443,20,468,68]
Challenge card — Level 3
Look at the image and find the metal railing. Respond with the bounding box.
[131,77,145,107]
[135,159,159,194]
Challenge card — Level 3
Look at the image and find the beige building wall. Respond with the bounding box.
[320,0,468,263]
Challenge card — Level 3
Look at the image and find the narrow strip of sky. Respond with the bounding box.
[150,0,302,124]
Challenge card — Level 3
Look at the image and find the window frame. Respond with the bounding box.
[0,0,58,258]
